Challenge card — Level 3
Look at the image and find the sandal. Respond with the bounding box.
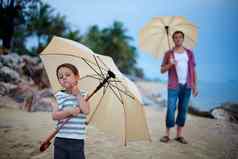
[160,136,170,143]
[175,136,188,144]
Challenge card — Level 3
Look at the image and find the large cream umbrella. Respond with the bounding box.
[39,36,151,151]
[139,16,198,58]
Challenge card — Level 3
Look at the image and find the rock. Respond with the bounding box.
[211,103,238,124]
[38,88,54,98]
[0,53,23,71]
[0,82,18,96]
[21,55,40,66]
[142,96,155,106]
[188,106,214,118]
[0,66,21,83]
[31,97,53,112]
[0,53,50,89]
[23,88,54,112]
[211,108,230,120]
[22,57,50,89]
[7,83,34,103]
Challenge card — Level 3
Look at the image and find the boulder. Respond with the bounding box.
[0,66,21,83]
[211,103,238,124]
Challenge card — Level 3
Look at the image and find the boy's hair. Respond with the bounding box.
[172,30,185,39]
[56,63,79,79]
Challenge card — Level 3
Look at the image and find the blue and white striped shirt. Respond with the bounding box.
[55,90,87,140]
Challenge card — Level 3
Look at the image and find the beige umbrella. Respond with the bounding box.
[39,36,151,150]
[139,16,198,58]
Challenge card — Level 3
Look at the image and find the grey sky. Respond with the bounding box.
[46,0,238,83]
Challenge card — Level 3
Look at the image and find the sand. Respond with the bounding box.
[1,105,238,159]
[0,80,237,159]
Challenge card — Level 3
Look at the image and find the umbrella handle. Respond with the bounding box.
[39,70,116,152]
[85,70,115,101]
[40,128,59,152]
[165,26,171,50]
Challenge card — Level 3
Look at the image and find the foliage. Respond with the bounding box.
[0,0,144,78]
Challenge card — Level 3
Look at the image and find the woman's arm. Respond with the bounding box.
[160,54,175,73]
[192,69,198,97]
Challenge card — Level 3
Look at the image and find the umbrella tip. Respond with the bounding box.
[108,70,116,79]
[165,26,169,34]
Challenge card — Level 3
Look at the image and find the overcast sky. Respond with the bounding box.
[45,0,238,83]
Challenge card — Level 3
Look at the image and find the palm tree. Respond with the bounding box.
[101,21,137,74]
[27,1,67,53]
[82,25,104,54]
[82,21,140,76]
[27,1,54,52]
[0,0,32,54]
[64,29,82,42]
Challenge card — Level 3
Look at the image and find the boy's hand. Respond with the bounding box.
[72,83,80,96]
[65,107,81,116]
[71,107,81,116]
[76,94,87,105]
[81,95,88,105]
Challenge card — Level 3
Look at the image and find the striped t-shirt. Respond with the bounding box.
[54,90,87,140]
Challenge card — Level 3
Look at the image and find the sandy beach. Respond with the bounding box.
[1,100,237,159]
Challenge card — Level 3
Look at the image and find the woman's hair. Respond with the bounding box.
[172,30,185,39]
[56,63,79,79]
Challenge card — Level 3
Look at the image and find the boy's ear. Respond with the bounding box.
[76,74,80,81]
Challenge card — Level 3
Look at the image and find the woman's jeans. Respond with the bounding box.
[166,83,191,128]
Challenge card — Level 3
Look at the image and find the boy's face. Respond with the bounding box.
[57,67,79,90]
[173,33,184,47]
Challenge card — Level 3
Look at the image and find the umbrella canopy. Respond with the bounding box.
[139,16,198,58]
[40,36,151,145]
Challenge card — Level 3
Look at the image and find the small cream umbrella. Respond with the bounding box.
[39,36,151,151]
[139,16,198,58]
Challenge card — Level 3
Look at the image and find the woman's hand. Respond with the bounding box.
[169,55,177,66]
[192,86,198,97]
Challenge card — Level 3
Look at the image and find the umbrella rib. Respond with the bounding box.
[140,32,164,46]
[87,84,109,124]
[97,56,110,70]
[80,74,103,81]
[110,82,128,146]
[81,57,105,79]
[120,90,127,146]
[185,34,196,46]
[41,53,106,79]
[168,16,176,26]
[103,82,109,95]
[80,74,102,80]
[158,17,166,26]
[115,82,125,105]
[172,23,197,29]
[93,55,105,78]
[40,53,107,72]
[109,79,122,83]
[155,31,166,58]
[108,84,124,104]
[109,83,135,100]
